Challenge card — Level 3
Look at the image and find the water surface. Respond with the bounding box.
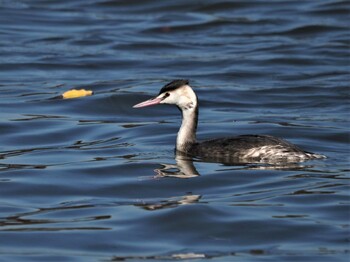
[0,0,349,261]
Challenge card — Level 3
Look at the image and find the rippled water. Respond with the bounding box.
[0,0,349,261]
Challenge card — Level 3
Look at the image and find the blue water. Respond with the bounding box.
[0,0,349,261]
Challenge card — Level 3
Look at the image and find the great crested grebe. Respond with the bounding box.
[133,80,325,162]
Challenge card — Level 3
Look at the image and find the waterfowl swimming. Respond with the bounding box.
[133,79,325,163]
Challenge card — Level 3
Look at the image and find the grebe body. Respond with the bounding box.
[133,80,325,162]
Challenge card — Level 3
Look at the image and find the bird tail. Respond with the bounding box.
[305,152,327,159]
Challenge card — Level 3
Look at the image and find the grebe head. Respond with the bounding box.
[133,79,197,110]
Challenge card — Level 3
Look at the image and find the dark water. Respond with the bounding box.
[0,0,349,261]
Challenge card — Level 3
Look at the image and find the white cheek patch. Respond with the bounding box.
[177,94,195,110]
[160,95,175,104]
[159,86,197,110]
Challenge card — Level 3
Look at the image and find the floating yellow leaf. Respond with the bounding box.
[62,89,93,99]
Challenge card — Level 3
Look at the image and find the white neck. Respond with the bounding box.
[176,102,198,152]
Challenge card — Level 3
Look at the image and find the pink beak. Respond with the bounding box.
[133,97,163,108]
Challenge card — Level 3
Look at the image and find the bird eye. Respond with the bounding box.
[164,92,170,98]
